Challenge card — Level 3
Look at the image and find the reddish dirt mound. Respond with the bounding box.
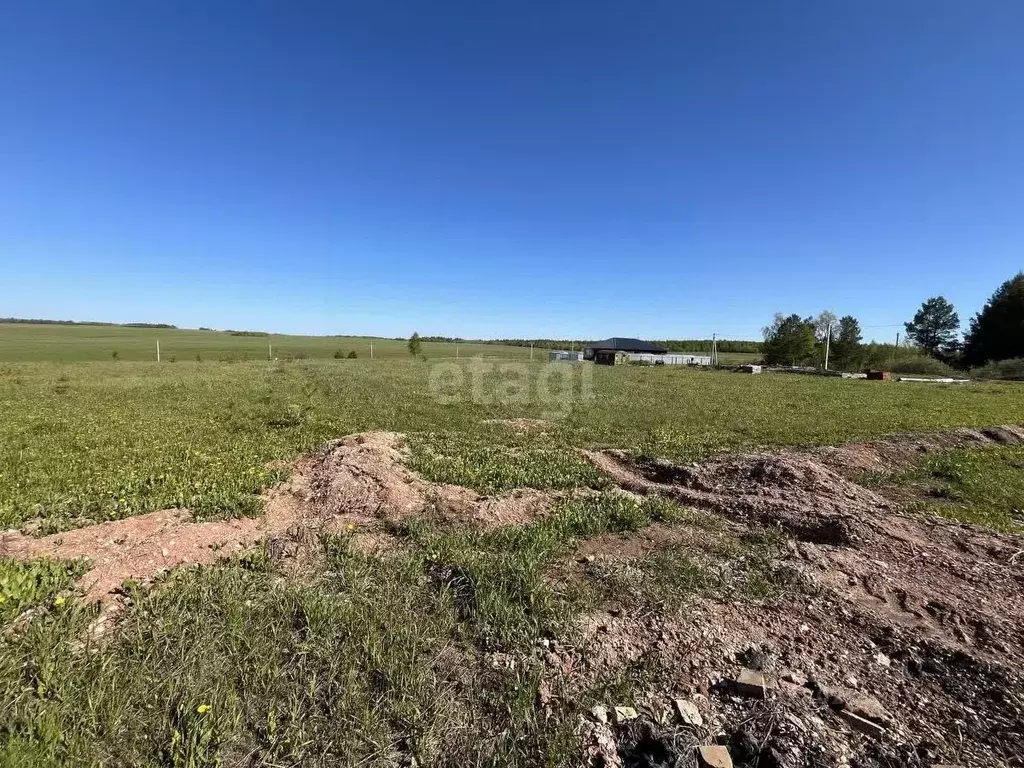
[0,432,555,606]
[584,430,1024,659]
[577,425,1024,766]
[585,450,888,546]
[304,431,427,524]
[811,423,1024,476]
[0,486,305,604]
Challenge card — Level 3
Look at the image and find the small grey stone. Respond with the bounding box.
[612,706,638,724]
[733,668,776,699]
[672,698,703,726]
[697,745,733,768]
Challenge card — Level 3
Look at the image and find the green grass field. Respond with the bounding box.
[0,323,536,363]
[3,358,1024,531]
[0,323,759,365]
[880,445,1024,531]
[2,352,1024,766]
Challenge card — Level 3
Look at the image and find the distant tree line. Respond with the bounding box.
[0,318,177,328]
[470,338,762,353]
[658,339,761,354]
[410,335,467,343]
[373,336,763,352]
[761,271,1024,376]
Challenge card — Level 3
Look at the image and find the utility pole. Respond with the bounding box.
[530,342,533,361]
[456,343,459,359]
[268,342,272,360]
[891,332,899,369]
[156,338,160,363]
[824,325,831,370]
[712,333,717,366]
[370,343,374,359]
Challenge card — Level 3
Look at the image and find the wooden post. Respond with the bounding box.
[370,343,374,359]
[156,338,160,363]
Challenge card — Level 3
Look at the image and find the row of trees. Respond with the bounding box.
[903,272,1024,368]
[764,271,1024,371]
[762,312,865,368]
[472,338,763,353]
[404,333,763,356]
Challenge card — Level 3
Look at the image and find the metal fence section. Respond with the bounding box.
[626,352,712,366]
[548,350,584,361]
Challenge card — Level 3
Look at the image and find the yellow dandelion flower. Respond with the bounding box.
[197,704,211,714]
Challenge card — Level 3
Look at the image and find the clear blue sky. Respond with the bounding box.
[2,1,1022,341]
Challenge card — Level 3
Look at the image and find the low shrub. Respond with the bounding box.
[888,357,958,376]
[971,357,1024,380]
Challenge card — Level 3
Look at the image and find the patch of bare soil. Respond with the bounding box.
[573,425,1024,767]
[810,424,1024,477]
[584,450,886,546]
[482,418,554,434]
[0,431,555,607]
[572,523,709,563]
[565,594,1024,767]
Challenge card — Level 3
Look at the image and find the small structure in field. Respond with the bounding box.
[548,350,583,362]
[866,370,892,381]
[584,338,668,366]
[736,364,762,374]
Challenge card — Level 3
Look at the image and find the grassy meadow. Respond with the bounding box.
[0,323,761,365]
[880,445,1024,532]
[0,323,535,363]
[3,347,1024,766]
[3,358,1024,531]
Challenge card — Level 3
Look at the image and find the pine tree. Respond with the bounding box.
[962,272,1024,367]
[830,315,863,371]
[904,297,959,358]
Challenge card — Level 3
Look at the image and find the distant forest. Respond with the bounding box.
[419,337,762,353]
[0,318,177,329]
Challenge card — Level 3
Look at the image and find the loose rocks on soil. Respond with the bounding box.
[579,425,1024,767]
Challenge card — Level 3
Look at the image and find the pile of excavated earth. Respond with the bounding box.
[3,425,1024,767]
[574,425,1024,768]
[0,432,552,604]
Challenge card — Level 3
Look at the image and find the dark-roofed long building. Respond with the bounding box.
[583,337,668,365]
